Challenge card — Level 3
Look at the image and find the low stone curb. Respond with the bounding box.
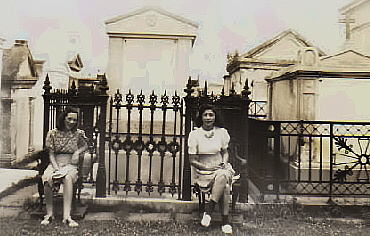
[0,177,38,201]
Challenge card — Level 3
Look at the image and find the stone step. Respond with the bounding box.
[29,195,88,220]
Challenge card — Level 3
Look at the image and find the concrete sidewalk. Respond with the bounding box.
[0,167,251,210]
[0,168,39,218]
[0,168,38,197]
[0,167,249,226]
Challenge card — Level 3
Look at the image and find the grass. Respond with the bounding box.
[1,199,365,236]
[1,183,370,235]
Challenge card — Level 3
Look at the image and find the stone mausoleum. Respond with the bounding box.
[105,6,198,96]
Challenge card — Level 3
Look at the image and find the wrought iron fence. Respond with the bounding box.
[42,72,370,204]
[249,101,267,119]
[248,119,370,202]
[107,89,184,199]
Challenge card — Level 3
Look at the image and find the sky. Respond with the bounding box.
[0,0,352,83]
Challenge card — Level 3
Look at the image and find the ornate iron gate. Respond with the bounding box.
[107,89,183,199]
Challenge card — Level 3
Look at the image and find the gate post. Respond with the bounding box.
[95,74,109,198]
[328,123,334,204]
[42,74,52,147]
[182,78,196,200]
[238,81,251,203]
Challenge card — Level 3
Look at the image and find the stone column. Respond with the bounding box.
[0,37,6,165]
[12,90,32,162]
[174,39,192,95]
[107,37,124,95]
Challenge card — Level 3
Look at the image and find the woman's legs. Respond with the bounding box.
[202,174,228,226]
[62,175,73,220]
[44,182,54,216]
[210,171,228,203]
[62,174,79,227]
[209,171,233,233]
[221,183,230,216]
[41,181,54,225]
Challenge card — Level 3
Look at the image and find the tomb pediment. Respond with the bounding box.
[241,30,326,63]
[2,40,41,89]
[340,0,370,14]
[105,6,198,38]
[320,49,370,69]
[340,0,370,35]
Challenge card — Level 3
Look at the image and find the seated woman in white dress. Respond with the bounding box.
[188,104,234,235]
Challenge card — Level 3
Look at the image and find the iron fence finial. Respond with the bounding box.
[184,76,194,97]
[241,78,251,99]
[137,90,145,105]
[43,73,52,95]
[126,89,134,103]
[69,80,77,95]
[149,90,157,110]
[204,81,208,97]
[98,73,109,94]
[161,90,169,106]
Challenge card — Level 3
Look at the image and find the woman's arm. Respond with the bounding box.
[229,144,247,165]
[71,130,89,165]
[234,152,247,165]
[71,144,88,165]
[221,148,229,164]
[49,150,59,171]
[45,130,59,170]
[190,154,219,171]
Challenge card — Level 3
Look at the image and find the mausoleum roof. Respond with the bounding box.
[320,49,370,69]
[105,6,198,41]
[2,40,37,78]
[105,6,198,28]
[268,48,370,81]
[339,0,369,14]
[241,30,326,59]
[1,40,43,89]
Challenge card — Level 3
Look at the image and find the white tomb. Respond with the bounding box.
[105,6,198,96]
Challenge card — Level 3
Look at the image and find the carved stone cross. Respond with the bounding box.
[339,15,355,40]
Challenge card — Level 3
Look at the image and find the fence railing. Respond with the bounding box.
[107,89,184,199]
[248,119,370,202]
[249,101,267,119]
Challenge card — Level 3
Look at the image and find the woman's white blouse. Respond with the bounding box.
[188,127,230,155]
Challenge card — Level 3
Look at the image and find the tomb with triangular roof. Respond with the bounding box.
[105,6,198,95]
[0,40,45,166]
[225,30,326,101]
[339,0,370,54]
[267,47,370,121]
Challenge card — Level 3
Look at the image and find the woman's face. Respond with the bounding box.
[202,109,215,129]
[64,112,78,131]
